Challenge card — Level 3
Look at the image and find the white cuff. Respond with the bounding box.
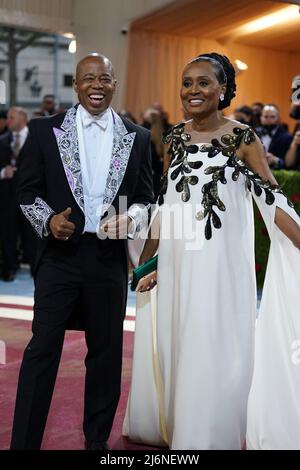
[43,212,54,237]
[127,215,137,239]
[127,203,150,240]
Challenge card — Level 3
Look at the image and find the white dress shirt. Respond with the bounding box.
[77,104,113,233]
[12,125,29,152]
[260,126,278,153]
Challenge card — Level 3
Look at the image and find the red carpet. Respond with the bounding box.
[0,317,156,450]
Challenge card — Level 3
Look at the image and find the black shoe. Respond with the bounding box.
[85,440,110,450]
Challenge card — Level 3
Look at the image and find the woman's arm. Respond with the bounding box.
[285,131,300,169]
[238,135,300,250]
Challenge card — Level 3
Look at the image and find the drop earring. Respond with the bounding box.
[220,93,225,101]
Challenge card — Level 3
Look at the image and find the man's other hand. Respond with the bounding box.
[100,215,132,239]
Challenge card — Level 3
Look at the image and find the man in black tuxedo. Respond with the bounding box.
[10,54,154,450]
[255,104,292,169]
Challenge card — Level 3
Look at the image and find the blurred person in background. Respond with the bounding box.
[233,105,253,125]
[290,102,300,127]
[0,107,36,280]
[33,94,57,117]
[256,104,292,169]
[151,101,172,133]
[118,109,137,123]
[290,75,300,129]
[285,128,300,170]
[251,102,264,128]
[286,78,300,169]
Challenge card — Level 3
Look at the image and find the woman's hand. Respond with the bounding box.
[136,271,157,293]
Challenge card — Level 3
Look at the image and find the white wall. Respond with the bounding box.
[73,0,172,111]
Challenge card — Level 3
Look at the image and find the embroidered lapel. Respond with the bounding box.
[52,107,136,216]
[52,106,84,212]
[101,110,136,214]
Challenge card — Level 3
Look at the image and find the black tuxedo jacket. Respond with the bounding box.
[256,125,292,167]
[17,106,154,272]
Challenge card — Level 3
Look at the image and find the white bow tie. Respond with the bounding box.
[82,112,109,129]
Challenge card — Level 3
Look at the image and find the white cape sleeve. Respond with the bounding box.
[246,192,300,450]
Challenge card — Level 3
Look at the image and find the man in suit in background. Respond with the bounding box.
[0,107,34,280]
[10,54,154,450]
[256,104,292,169]
[32,94,57,117]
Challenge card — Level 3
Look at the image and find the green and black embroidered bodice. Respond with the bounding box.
[159,122,293,240]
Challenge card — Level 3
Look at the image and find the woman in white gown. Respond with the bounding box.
[123,53,300,450]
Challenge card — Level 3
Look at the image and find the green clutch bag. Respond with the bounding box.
[130,255,158,291]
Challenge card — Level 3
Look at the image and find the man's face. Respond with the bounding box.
[43,97,55,113]
[252,105,262,116]
[261,106,279,126]
[7,110,22,132]
[73,57,117,115]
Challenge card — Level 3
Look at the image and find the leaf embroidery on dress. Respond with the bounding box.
[159,123,201,204]
[159,124,293,240]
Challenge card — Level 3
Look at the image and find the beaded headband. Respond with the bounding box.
[191,55,227,84]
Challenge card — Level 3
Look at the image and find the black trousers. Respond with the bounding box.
[10,234,127,449]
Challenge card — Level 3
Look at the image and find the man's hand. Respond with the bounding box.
[49,207,75,240]
[3,165,16,179]
[266,152,279,167]
[100,215,132,239]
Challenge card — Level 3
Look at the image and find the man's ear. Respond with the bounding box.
[73,78,78,94]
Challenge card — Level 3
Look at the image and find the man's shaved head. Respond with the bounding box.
[76,54,115,79]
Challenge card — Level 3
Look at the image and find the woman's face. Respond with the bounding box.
[180,61,226,119]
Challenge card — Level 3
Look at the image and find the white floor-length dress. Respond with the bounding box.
[123,123,300,450]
